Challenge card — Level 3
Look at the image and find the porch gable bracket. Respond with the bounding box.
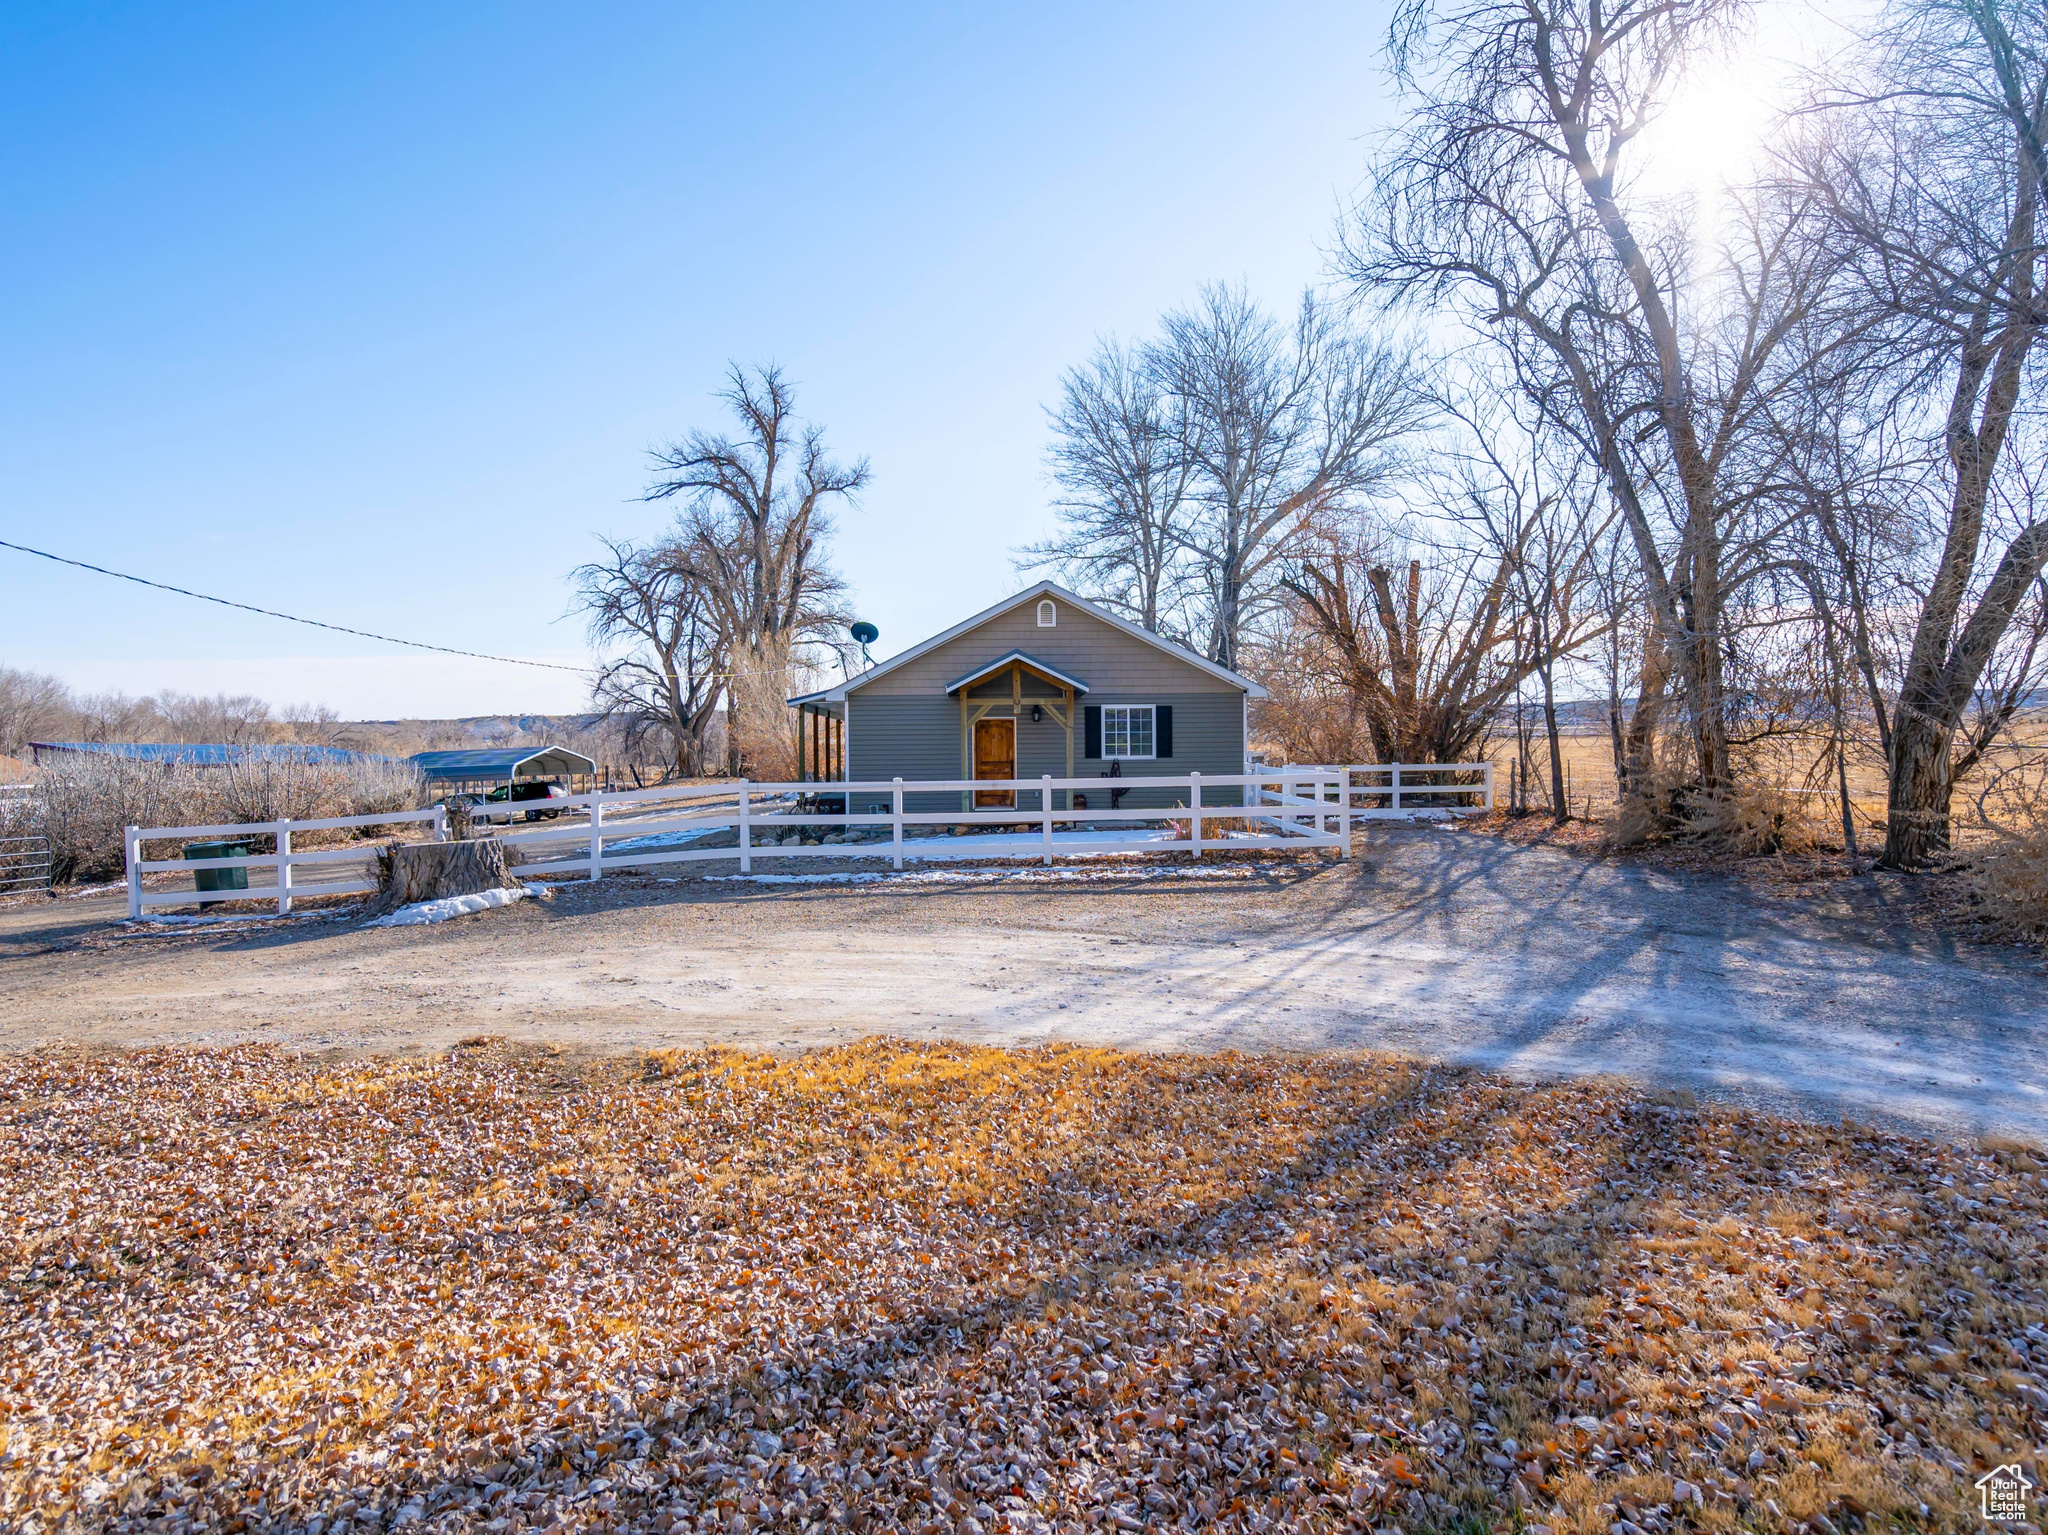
[945,651,1090,697]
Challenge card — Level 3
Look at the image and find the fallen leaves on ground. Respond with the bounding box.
[2,1043,2042,1534]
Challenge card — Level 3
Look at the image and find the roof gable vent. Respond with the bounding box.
[1036,599,1057,627]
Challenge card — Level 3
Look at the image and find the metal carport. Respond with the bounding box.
[408,747,599,796]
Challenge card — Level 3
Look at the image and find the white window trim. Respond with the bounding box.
[1101,704,1156,760]
[1036,599,1057,627]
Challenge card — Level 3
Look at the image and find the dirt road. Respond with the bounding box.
[4,826,2042,1143]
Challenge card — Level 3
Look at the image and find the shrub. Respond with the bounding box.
[1969,778,2048,941]
[2,755,427,884]
[1608,769,1822,856]
[1682,781,1822,856]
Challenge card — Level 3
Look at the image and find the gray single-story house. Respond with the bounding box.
[790,581,1265,812]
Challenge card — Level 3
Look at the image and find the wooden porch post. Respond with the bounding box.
[1063,685,1074,805]
[1012,663,1026,808]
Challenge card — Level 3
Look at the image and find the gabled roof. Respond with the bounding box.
[945,651,1090,696]
[790,581,1266,703]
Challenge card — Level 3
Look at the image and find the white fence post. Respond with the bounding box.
[892,778,905,871]
[125,825,141,920]
[1190,771,1203,858]
[1483,761,1495,813]
[1339,769,1352,860]
[276,818,293,916]
[432,804,448,843]
[738,782,751,874]
[588,797,605,883]
[1041,776,1054,866]
[1392,763,1404,816]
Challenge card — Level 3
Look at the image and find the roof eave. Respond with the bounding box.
[944,651,1091,696]
[837,579,1266,698]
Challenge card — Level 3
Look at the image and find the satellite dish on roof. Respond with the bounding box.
[850,621,879,646]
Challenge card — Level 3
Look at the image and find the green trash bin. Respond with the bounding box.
[185,839,252,893]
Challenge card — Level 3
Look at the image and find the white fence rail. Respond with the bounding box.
[1287,761,1495,818]
[124,807,446,917]
[492,769,1354,881]
[120,763,1489,911]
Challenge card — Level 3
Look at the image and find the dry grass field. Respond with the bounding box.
[1481,713,2048,844]
[3,1042,2041,1535]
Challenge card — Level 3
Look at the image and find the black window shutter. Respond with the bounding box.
[1084,705,1101,758]
[1155,705,1173,758]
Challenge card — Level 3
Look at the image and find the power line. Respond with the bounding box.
[0,537,591,675]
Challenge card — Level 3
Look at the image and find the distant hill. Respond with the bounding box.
[349,714,608,741]
[334,714,618,759]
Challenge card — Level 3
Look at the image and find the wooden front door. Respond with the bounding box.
[973,718,1015,807]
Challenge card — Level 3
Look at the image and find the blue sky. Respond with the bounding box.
[0,2,1397,717]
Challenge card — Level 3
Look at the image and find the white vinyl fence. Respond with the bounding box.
[121,763,1491,913]
[1315,761,1496,817]
[124,807,446,918]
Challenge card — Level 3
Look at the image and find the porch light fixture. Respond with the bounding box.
[1031,704,1043,723]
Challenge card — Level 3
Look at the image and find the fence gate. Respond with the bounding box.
[0,835,52,896]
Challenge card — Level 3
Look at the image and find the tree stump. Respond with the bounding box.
[364,840,524,918]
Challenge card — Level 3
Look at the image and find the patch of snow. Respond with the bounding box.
[364,885,535,928]
[706,864,1264,887]
[609,823,1323,860]
[607,826,726,853]
[892,828,1190,858]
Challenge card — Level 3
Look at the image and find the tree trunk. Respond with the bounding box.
[1621,602,1672,794]
[1606,643,1627,791]
[1540,659,1566,824]
[1835,719,1858,861]
[1882,712,1955,867]
[365,840,523,918]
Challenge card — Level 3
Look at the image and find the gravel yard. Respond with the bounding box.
[3,1041,2042,1534]
[2,826,2043,1144]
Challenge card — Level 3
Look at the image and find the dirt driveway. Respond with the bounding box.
[4,825,2043,1144]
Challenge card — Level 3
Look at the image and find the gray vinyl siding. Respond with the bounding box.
[846,692,1247,812]
[1078,692,1248,809]
[844,697,961,813]
[839,592,1250,815]
[858,598,1240,697]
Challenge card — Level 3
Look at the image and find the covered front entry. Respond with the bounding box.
[950,651,1086,813]
[973,718,1015,807]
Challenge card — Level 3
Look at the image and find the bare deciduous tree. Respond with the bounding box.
[643,364,864,662]
[1278,498,1609,767]
[0,666,76,758]
[1793,0,2048,864]
[572,536,725,778]
[637,364,865,774]
[1151,283,1422,671]
[1020,338,1195,636]
[1344,0,1851,799]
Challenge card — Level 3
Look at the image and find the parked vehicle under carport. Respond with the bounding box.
[464,781,569,824]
